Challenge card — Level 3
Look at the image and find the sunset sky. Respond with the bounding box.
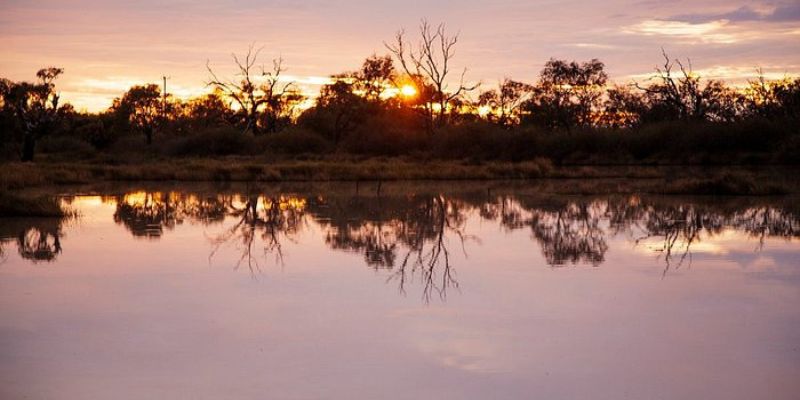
[2,0,799,112]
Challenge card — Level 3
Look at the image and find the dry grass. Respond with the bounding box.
[0,158,554,189]
[0,190,67,217]
[0,158,795,196]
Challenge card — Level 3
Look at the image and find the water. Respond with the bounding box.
[1,182,799,399]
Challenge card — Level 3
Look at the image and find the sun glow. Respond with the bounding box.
[400,84,417,98]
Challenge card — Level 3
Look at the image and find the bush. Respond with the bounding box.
[37,135,95,155]
[257,127,332,155]
[165,127,257,157]
[78,121,117,149]
[341,116,426,156]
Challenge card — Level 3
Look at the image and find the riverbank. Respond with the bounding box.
[0,158,796,195]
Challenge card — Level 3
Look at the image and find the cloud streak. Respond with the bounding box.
[670,3,800,23]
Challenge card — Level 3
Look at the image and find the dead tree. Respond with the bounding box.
[206,45,299,134]
[385,20,478,132]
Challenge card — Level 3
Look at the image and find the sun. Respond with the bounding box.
[400,84,417,98]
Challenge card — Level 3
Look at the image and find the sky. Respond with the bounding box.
[1,0,799,112]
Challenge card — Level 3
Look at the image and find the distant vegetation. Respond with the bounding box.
[1,21,798,165]
[0,190,67,217]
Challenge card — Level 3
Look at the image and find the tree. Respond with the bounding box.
[114,84,161,144]
[206,45,301,135]
[0,67,65,161]
[352,54,396,103]
[184,89,233,129]
[308,79,366,145]
[299,54,400,145]
[523,59,608,130]
[635,50,740,122]
[386,20,478,131]
[599,85,647,128]
[478,79,532,127]
[745,71,800,119]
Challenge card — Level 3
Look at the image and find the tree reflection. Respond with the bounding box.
[478,195,799,273]
[96,188,800,293]
[109,190,306,274]
[482,196,609,266]
[208,194,306,274]
[112,192,229,238]
[0,218,64,263]
[314,193,471,302]
[113,192,179,238]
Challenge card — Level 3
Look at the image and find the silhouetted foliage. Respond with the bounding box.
[478,79,532,127]
[522,59,608,130]
[0,67,66,160]
[206,46,304,135]
[113,84,162,145]
[2,43,800,164]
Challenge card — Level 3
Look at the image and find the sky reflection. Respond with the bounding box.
[1,185,799,399]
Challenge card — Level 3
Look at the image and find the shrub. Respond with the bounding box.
[257,127,332,155]
[77,121,117,149]
[37,135,95,155]
[165,127,257,157]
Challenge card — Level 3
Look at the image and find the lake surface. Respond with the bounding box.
[1,182,799,399]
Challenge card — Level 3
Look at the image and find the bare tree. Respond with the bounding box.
[385,20,478,132]
[635,49,738,122]
[206,45,301,135]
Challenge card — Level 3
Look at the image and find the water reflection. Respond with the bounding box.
[208,195,306,272]
[5,187,798,290]
[315,194,469,301]
[0,218,64,263]
[3,186,798,400]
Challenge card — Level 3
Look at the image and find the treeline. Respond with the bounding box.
[1,21,799,164]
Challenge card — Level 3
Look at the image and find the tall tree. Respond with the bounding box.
[386,20,478,131]
[478,79,532,127]
[523,59,608,130]
[1,67,65,161]
[114,84,162,144]
[359,54,396,102]
[206,46,301,135]
[636,50,740,122]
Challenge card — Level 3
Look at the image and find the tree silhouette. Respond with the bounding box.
[114,84,162,144]
[0,67,65,161]
[386,20,478,132]
[309,79,366,145]
[207,45,302,135]
[635,50,744,123]
[523,59,607,130]
[478,79,532,127]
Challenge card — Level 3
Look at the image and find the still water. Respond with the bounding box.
[1,182,799,399]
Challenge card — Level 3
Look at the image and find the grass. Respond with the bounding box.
[0,190,67,217]
[0,157,795,196]
[0,157,554,189]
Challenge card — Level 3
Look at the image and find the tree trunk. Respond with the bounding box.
[21,134,36,162]
[145,127,153,145]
